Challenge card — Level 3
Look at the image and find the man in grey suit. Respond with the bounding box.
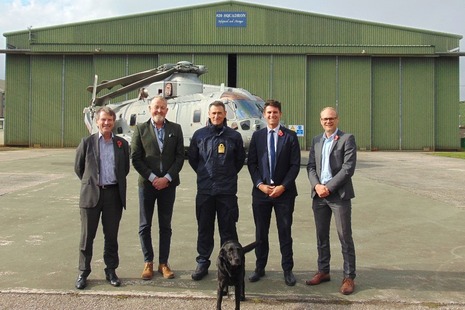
[74,106,130,289]
[131,96,184,280]
[306,106,357,295]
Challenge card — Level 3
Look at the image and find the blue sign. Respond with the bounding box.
[289,125,305,137]
[216,11,247,27]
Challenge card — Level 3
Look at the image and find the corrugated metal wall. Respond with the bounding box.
[4,55,30,145]
[269,55,307,148]
[237,55,307,147]
[192,54,228,86]
[401,58,435,150]
[29,56,63,147]
[306,56,445,151]
[63,56,94,146]
[372,58,401,150]
[307,56,337,147]
[435,57,460,150]
[337,57,372,150]
[306,56,371,150]
[237,55,272,99]
[4,53,459,150]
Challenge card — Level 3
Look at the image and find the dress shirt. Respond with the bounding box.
[320,129,338,185]
[98,133,117,186]
[148,119,172,183]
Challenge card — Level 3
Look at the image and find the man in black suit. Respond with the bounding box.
[247,99,301,286]
[131,96,184,280]
[306,106,357,295]
[74,106,130,289]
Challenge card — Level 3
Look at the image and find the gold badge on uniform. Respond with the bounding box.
[218,143,225,154]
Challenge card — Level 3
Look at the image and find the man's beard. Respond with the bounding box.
[153,115,165,123]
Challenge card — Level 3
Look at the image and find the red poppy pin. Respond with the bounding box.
[117,140,123,148]
[334,135,339,141]
[278,130,284,137]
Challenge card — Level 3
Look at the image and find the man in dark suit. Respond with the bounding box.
[74,106,130,289]
[306,106,357,295]
[247,99,301,286]
[188,101,246,281]
[131,96,184,280]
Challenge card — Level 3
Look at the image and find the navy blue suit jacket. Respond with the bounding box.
[247,126,301,198]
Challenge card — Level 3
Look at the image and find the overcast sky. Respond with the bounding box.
[1,0,464,98]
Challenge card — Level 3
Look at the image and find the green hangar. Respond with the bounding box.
[2,1,463,150]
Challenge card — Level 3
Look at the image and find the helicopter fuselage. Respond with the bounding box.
[83,61,266,149]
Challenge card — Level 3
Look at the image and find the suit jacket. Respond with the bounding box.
[131,119,184,187]
[74,133,130,209]
[247,126,301,198]
[307,129,356,200]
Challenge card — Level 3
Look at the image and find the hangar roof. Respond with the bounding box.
[2,0,463,57]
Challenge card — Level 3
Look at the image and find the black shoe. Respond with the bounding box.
[284,270,296,286]
[191,262,210,281]
[105,269,121,287]
[248,268,265,282]
[75,274,87,289]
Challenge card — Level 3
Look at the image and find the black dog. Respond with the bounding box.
[216,240,257,310]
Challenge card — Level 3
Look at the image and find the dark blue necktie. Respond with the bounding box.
[270,130,275,180]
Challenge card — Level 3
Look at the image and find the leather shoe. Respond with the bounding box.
[105,269,121,287]
[248,268,265,282]
[141,262,154,280]
[284,270,296,286]
[158,263,175,279]
[75,274,87,289]
[191,262,210,281]
[340,278,355,295]
[305,271,330,285]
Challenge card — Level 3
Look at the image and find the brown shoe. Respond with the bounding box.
[340,278,355,295]
[158,263,175,279]
[141,262,154,280]
[305,272,330,285]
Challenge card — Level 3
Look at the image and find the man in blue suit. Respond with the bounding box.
[306,107,357,295]
[247,99,301,286]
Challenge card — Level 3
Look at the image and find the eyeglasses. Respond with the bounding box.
[320,117,337,122]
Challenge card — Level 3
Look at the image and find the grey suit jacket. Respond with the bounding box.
[74,133,130,209]
[307,129,356,200]
[131,119,184,187]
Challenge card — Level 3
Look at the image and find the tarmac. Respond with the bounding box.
[1,131,465,309]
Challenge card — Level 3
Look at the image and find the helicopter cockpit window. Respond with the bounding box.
[193,109,201,123]
[225,103,235,120]
[240,120,250,130]
[130,114,137,126]
[232,100,263,120]
[165,83,173,97]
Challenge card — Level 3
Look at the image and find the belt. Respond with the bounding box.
[99,184,118,189]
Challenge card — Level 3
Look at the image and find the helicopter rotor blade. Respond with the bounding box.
[92,67,176,106]
[86,67,167,94]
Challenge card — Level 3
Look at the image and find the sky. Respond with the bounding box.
[1,0,464,98]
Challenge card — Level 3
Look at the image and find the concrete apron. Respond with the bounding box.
[0,148,465,307]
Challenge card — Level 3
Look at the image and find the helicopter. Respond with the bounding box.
[83,61,267,149]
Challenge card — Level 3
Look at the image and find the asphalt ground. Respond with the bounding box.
[1,144,465,309]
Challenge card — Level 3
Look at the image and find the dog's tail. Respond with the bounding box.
[242,241,258,254]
